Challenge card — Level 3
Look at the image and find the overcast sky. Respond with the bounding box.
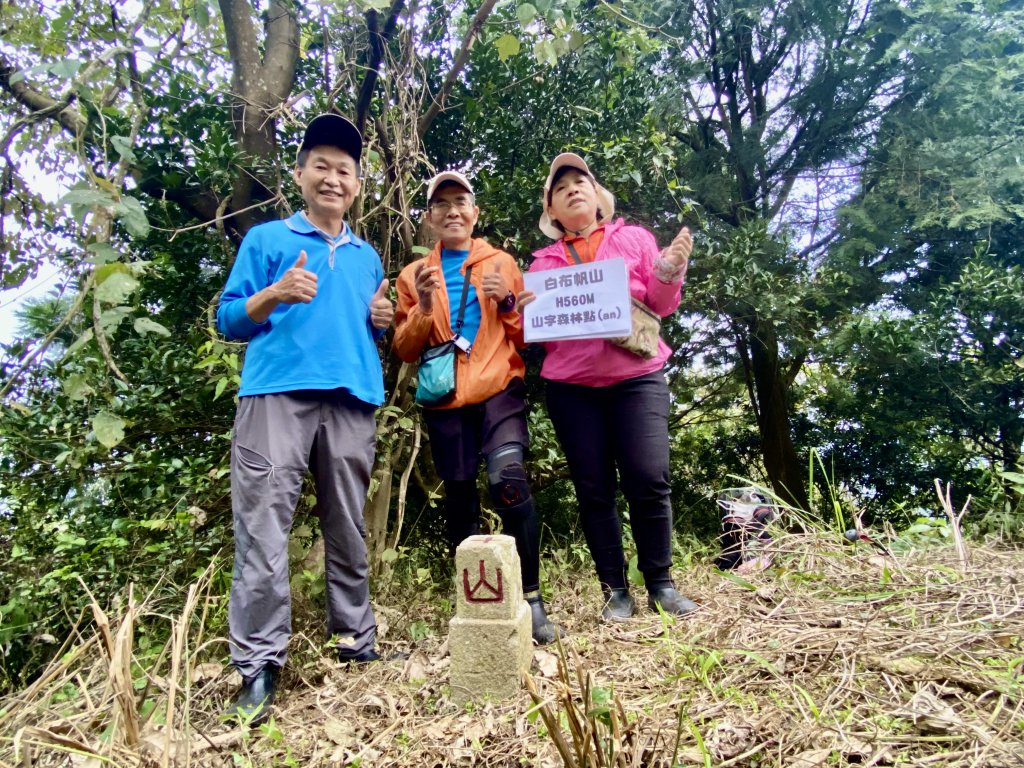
[0,263,63,344]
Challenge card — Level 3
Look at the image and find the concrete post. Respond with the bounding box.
[448,534,532,705]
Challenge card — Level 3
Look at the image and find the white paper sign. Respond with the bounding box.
[523,257,632,342]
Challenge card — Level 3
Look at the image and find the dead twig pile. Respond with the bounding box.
[1,534,1022,767]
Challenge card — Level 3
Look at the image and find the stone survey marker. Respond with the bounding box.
[449,535,532,704]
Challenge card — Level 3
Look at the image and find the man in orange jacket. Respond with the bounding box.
[393,171,559,645]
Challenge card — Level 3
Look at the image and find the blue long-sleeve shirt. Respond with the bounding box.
[217,212,386,405]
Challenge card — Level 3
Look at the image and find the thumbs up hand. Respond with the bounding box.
[481,263,509,302]
[273,250,318,304]
[662,226,693,270]
[370,278,394,329]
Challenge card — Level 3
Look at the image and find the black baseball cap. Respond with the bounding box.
[297,114,363,162]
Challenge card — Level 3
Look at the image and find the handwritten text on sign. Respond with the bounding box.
[523,257,631,342]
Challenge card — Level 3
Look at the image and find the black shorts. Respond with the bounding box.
[422,378,529,481]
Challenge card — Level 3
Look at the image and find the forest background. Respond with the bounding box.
[0,0,1022,692]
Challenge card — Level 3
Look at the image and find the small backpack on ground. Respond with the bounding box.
[714,487,778,572]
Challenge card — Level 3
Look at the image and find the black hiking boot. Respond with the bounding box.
[600,588,637,622]
[525,591,562,645]
[223,665,279,726]
[647,586,699,616]
[338,646,409,666]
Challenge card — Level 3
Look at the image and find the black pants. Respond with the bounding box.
[546,370,674,591]
[423,380,541,593]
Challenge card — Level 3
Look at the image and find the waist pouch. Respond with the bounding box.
[416,340,458,406]
[611,298,661,359]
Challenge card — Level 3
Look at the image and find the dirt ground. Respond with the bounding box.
[3,532,1023,767]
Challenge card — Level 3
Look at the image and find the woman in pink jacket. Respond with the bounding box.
[519,153,697,622]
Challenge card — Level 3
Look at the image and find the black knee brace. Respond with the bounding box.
[486,444,531,511]
[490,462,532,509]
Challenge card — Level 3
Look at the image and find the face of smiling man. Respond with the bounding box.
[426,182,479,250]
[293,145,362,236]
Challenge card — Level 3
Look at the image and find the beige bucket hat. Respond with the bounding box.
[539,152,615,239]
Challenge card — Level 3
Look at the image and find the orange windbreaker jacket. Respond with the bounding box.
[393,238,526,409]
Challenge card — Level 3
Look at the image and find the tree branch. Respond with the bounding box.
[355,0,407,136]
[0,53,87,138]
[417,0,499,138]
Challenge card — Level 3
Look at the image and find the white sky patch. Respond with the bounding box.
[0,262,65,344]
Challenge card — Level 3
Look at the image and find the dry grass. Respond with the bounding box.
[2,533,1022,767]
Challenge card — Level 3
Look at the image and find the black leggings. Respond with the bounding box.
[546,370,674,591]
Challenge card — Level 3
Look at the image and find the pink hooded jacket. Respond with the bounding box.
[528,218,683,387]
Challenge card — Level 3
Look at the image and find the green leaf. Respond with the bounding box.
[59,189,114,208]
[380,548,400,563]
[95,269,140,305]
[87,243,120,265]
[113,196,149,237]
[100,306,133,332]
[110,136,136,162]
[495,34,522,62]
[93,411,126,449]
[213,377,228,400]
[516,3,536,28]
[133,317,171,337]
[64,328,94,357]
[411,245,432,255]
[193,0,210,29]
[626,553,644,586]
[533,39,558,67]
[48,59,82,80]
[719,571,757,591]
[194,355,221,368]
[62,374,95,401]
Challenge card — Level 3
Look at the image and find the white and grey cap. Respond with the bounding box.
[426,170,474,203]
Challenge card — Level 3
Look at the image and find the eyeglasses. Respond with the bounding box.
[430,198,474,213]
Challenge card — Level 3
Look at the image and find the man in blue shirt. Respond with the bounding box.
[217,114,394,724]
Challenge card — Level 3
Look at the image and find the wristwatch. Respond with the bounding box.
[497,290,517,313]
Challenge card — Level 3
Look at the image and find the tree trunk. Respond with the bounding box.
[998,393,1024,513]
[219,0,299,238]
[747,316,809,510]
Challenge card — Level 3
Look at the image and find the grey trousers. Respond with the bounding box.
[228,390,378,678]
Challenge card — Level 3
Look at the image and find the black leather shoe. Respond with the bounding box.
[525,592,563,645]
[223,665,278,725]
[600,588,637,622]
[338,647,382,664]
[647,586,699,616]
[338,647,409,665]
